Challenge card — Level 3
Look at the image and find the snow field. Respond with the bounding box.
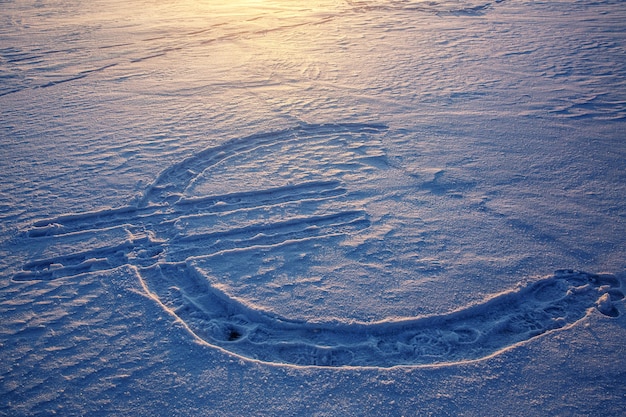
[2,0,626,415]
[11,123,624,368]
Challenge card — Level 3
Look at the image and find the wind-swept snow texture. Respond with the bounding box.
[2,0,626,415]
[11,123,625,367]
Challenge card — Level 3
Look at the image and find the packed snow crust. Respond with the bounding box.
[1,0,625,415]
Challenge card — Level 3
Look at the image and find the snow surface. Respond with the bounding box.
[1,0,625,415]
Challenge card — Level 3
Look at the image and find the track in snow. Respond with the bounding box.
[13,123,624,367]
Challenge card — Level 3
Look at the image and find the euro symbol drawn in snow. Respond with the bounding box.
[14,123,624,367]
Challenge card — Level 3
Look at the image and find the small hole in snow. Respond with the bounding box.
[227,329,242,341]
